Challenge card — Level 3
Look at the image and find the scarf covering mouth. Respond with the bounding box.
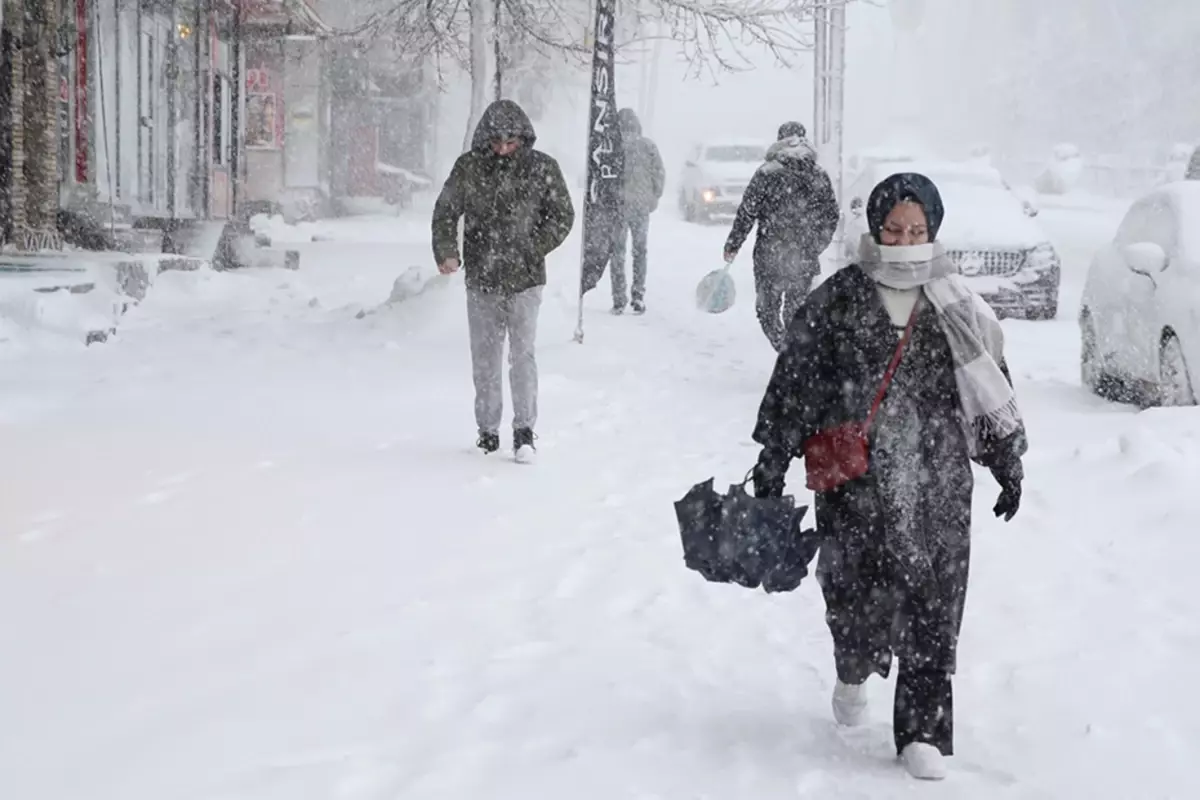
[857,234,956,289]
[858,233,1024,456]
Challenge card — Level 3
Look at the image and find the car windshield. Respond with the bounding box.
[917,168,1006,192]
[704,146,764,163]
[912,168,1017,207]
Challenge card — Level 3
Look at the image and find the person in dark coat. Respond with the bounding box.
[432,99,575,461]
[749,172,1027,780]
[723,121,840,352]
[610,108,665,315]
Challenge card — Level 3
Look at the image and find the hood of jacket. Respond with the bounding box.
[866,171,945,242]
[765,135,817,165]
[471,99,538,152]
[618,108,642,138]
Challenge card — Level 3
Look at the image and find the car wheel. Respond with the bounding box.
[682,197,696,222]
[1080,315,1103,392]
[1157,333,1197,406]
[1081,312,1127,401]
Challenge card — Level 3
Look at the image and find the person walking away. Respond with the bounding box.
[749,172,1027,780]
[432,99,575,462]
[722,121,839,352]
[610,108,665,315]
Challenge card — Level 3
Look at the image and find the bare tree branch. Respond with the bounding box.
[330,0,854,96]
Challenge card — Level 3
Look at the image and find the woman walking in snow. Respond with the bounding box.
[749,173,1027,780]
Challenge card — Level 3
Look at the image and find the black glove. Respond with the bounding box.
[752,447,789,498]
[992,473,1022,522]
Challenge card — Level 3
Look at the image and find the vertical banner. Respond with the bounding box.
[574,0,623,342]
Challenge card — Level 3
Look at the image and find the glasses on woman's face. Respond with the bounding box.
[880,224,929,244]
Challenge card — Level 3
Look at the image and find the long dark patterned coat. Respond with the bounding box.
[752,265,1026,683]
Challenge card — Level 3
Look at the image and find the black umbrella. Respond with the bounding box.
[674,473,821,594]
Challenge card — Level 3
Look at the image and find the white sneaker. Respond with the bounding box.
[832,680,869,727]
[900,743,947,780]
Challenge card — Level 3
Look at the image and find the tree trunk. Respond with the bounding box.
[22,0,60,238]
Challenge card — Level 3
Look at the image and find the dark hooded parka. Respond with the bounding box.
[751,173,1027,756]
[617,108,665,215]
[432,100,576,295]
[724,122,841,280]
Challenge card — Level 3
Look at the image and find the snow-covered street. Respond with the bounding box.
[4,199,1200,799]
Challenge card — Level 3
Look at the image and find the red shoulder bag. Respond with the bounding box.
[803,300,920,493]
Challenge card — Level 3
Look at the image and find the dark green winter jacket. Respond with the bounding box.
[432,100,576,295]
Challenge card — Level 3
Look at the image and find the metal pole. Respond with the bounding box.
[493,0,501,100]
[812,5,826,165]
[829,3,846,259]
[813,4,846,264]
[114,0,121,200]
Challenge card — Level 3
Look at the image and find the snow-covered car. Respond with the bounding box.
[1186,146,1200,181]
[677,139,769,223]
[843,159,1061,319]
[1079,182,1200,406]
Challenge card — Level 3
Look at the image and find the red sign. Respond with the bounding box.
[246,67,272,92]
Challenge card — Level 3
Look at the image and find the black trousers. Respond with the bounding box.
[893,662,954,757]
[753,267,816,352]
[822,541,959,758]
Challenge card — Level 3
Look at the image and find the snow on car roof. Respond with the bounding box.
[1159,180,1200,207]
[847,159,1042,249]
[865,160,1006,187]
[697,139,771,152]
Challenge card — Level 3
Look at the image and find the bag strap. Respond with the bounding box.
[865,297,922,429]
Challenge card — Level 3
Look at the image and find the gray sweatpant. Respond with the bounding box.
[466,286,543,434]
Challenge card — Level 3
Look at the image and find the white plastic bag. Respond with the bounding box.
[696,265,736,314]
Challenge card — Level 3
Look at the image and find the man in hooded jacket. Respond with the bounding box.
[610,108,665,314]
[432,99,575,461]
[723,121,840,352]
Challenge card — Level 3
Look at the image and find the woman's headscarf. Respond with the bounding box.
[866,172,945,243]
